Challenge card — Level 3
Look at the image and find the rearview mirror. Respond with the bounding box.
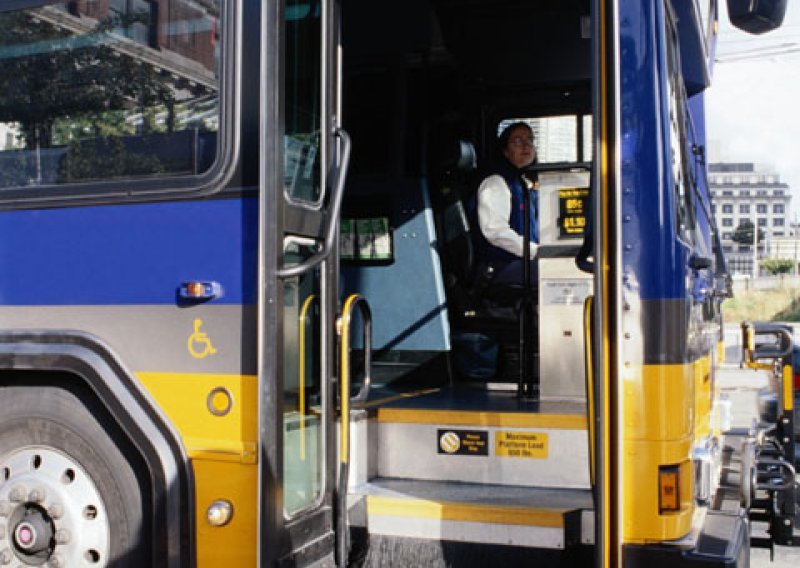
[728,0,787,34]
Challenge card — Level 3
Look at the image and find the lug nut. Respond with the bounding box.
[27,489,45,504]
[7,488,24,504]
[47,504,63,520]
[54,529,70,545]
[0,503,10,517]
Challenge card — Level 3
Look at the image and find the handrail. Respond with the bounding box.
[335,293,372,567]
[339,294,372,404]
[298,294,319,461]
[741,321,793,365]
[755,456,796,491]
[277,127,352,279]
[583,295,596,491]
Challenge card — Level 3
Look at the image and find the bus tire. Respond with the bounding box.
[0,385,148,567]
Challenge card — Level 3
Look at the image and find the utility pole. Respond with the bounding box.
[752,224,758,280]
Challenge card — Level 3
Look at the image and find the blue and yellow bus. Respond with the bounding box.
[0,0,791,566]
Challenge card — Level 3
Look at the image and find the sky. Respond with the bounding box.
[706,1,800,221]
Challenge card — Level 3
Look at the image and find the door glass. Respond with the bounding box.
[282,240,324,516]
[284,0,323,204]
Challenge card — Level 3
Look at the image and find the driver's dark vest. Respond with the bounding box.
[474,167,538,268]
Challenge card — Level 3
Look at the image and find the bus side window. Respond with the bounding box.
[0,1,221,192]
[665,10,697,244]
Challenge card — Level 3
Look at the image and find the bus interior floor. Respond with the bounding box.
[358,380,587,416]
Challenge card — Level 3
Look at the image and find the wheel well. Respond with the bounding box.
[0,369,162,565]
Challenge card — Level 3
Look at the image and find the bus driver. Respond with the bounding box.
[475,121,539,287]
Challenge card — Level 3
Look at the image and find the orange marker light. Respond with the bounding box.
[179,281,222,301]
[187,282,207,297]
[659,465,681,513]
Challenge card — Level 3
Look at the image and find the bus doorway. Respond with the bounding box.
[336,1,596,564]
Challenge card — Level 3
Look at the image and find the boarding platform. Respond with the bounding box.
[344,383,595,560]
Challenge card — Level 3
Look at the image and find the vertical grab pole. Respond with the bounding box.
[298,294,319,461]
[584,295,597,491]
[519,177,535,398]
[336,293,372,566]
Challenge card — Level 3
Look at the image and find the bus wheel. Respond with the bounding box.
[0,386,147,567]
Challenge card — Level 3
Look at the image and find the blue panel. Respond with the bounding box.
[620,0,687,300]
[341,178,450,352]
[0,197,258,305]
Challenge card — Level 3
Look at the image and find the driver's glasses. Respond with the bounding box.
[509,137,535,148]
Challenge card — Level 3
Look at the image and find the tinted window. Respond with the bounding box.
[284,0,322,203]
[0,1,220,190]
[498,115,592,164]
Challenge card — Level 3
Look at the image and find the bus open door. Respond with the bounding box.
[259,1,355,565]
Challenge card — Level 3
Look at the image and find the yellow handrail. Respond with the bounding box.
[298,294,319,461]
[339,295,359,464]
[583,295,596,488]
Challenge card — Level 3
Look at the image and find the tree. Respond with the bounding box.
[731,220,765,245]
[759,258,794,276]
[0,9,175,183]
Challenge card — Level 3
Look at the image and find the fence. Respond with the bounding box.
[731,274,800,293]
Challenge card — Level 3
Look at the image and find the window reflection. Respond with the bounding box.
[0,1,220,189]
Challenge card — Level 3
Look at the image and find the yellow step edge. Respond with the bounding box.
[367,495,567,528]
[376,408,587,430]
[357,388,442,409]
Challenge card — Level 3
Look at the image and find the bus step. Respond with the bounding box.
[750,536,774,558]
[348,477,594,550]
[751,498,772,510]
[372,403,590,489]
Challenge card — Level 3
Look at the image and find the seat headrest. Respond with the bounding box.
[439,139,477,172]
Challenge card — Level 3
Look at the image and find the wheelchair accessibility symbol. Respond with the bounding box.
[188,319,217,359]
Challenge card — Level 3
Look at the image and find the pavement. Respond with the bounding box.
[718,325,800,567]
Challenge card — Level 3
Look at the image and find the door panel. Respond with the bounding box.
[260,0,341,565]
[281,242,324,517]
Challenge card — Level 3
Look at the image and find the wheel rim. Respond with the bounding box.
[0,447,110,567]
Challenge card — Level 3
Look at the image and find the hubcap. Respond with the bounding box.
[13,510,53,554]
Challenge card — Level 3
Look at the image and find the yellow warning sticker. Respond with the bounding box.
[495,431,548,459]
[437,429,489,456]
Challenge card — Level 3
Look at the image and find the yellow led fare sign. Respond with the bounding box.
[558,187,589,238]
[495,431,548,459]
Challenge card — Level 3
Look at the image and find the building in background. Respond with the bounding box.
[709,162,794,275]
[0,125,19,151]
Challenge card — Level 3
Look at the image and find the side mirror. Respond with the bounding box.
[688,254,713,271]
[728,0,787,34]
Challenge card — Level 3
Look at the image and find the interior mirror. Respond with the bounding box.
[728,0,787,34]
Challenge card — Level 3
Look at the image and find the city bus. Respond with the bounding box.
[0,0,790,566]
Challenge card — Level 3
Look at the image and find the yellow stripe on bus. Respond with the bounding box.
[376,408,587,430]
[367,496,566,528]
